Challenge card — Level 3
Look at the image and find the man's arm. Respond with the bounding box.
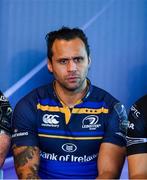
[128,154,147,179]
[0,133,11,167]
[13,145,40,179]
[97,143,126,179]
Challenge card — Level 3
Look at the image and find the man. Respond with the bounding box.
[127,94,147,179]
[12,27,128,179]
[0,91,12,167]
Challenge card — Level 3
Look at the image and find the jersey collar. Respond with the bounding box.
[49,79,93,105]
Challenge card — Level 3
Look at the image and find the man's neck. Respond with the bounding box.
[54,81,88,108]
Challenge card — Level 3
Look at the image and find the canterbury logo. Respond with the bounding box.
[43,114,59,125]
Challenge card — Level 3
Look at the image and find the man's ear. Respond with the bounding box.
[47,59,53,72]
[88,57,91,67]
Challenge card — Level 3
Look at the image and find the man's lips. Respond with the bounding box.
[66,76,79,81]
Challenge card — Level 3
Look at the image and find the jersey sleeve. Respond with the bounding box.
[12,97,39,147]
[0,91,12,134]
[127,101,147,156]
[103,102,128,147]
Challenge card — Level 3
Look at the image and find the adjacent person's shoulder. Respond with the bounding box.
[0,91,10,105]
[135,94,147,104]
[134,94,147,117]
[0,90,12,134]
[129,94,147,121]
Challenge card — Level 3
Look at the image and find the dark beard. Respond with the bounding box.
[59,78,87,93]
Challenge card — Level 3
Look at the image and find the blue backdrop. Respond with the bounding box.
[0,0,147,179]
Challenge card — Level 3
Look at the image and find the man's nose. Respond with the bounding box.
[67,59,77,71]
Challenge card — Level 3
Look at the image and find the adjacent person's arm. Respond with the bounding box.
[13,145,40,179]
[127,95,147,179]
[97,143,126,179]
[128,154,147,179]
[0,132,11,167]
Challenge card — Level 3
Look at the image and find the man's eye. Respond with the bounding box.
[59,59,68,64]
[73,57,84,63]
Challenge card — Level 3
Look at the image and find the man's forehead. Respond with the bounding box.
[51,38,88,59]
[53,38,84,46]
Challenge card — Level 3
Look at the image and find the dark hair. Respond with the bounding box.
[45,27,90,61]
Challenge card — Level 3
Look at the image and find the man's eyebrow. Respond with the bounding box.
[72,56,84,59]
[56,56,84,61]
[56,57,69,61]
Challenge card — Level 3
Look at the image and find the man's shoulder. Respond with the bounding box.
[16,82,53,107]
[91,84,119,106]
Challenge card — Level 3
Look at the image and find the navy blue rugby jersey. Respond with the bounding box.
[127,94,147,156]
[12,81,127,179]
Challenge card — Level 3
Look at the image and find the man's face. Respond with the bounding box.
[48,38,91,92]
